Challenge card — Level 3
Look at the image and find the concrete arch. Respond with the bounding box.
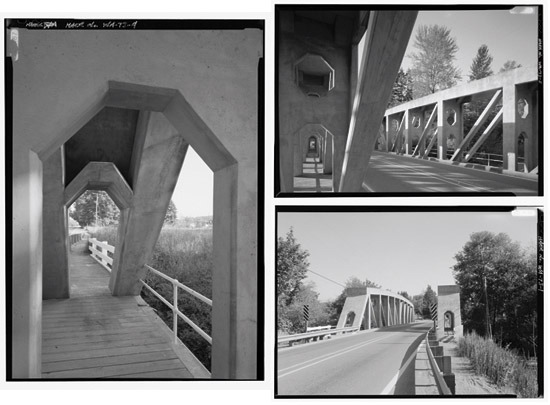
[38,81,250,379]
[64,161,133,209]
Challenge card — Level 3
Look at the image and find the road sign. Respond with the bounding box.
[303,304,310,321]
[430,303,438,321]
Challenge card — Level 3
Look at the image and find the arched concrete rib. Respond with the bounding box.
[64,161,133,209]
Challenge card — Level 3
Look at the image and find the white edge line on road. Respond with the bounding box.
[278,335,391,379]
[380,338,424,395]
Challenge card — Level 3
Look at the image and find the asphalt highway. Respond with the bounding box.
[363,151,538,195]
[277,321,433,396]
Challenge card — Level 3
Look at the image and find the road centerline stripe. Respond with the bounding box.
[278,334,391,378]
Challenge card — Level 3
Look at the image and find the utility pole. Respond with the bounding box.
[484,275,492,340]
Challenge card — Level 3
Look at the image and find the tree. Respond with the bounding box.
[164,200,178,225]
[278,282,331,333]
[499,60,522,73]
[388,68,413,108]
[70,190,119,227]
[277,228,309,307]
[468,44,493,82]
[327,276,381,326]
[397,291,411,302]
[422,285,437,319]
[452,231,537,355]
[409,24,461,97]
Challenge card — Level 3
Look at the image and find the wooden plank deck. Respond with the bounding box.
[42,239,210,379]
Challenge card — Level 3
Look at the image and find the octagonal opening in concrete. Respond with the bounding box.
[517,98,529,119]
[294,53,335,97]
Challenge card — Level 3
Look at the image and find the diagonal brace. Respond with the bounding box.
[412,105,437,156]
[451,89,502,162]
[464,108,503,162]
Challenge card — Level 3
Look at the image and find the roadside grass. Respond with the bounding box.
[457,332,538,398]
[90,226,213,371]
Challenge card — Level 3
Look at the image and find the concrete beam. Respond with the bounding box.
[339,10,418,191]
[386,67,537,116]
[109,112,188,296]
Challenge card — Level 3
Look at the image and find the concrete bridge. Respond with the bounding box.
[337,287,414,330]
[277,8,539,194]
[10,27,261,379]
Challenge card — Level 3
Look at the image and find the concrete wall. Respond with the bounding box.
[436,285,463,339]
[278,11,352,192]
[11,28,261,379]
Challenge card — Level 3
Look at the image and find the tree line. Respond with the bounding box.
[277,228,537,357]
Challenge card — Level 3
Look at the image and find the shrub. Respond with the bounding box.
[457,332,538,397]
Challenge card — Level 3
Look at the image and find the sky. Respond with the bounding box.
[400,7,539,84]
[171,147,214,218]
[277,210,538,302]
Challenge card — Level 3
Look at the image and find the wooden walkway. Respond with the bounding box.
[42,239,210,379]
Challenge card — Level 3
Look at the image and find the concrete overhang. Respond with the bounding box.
[386,66,537,116]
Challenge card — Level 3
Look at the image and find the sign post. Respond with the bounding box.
[303,304,310,332]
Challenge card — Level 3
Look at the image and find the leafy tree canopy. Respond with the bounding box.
[70,190,119,227]
[452,231,537,355]
[409,24,461,97]
[277,228,310,306]
[499,60,522,73]
[388,68,413,108]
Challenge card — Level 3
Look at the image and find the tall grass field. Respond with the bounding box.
[457,332,538,397]
[90,226,213,370]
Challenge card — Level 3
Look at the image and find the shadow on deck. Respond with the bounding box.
[42,238,210,379]
[293,159,333,192]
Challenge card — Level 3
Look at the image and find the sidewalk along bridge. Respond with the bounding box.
[42,236,210,379]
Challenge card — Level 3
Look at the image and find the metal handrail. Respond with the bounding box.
[425,332,452,395]
[278,326,359,344]
[141,264,212,345]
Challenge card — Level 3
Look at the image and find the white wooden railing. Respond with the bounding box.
[87,238,212,347]
[140,264,212,345]
[88,238,114,272]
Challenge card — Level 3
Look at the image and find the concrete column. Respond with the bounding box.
[384,115,391,151]
[42,148,70,299]
[436,99,447,159]
[366,296,371,330]
[403,110,411,154]
[502,83,517,171]
[110,112,189,295]
[338,11,418,191]
[293,133,302,176]
[12,150,43,378]
[441,99,463,158]
[323,130,333,174]
[378,294,383,328]
[515,83,538,171]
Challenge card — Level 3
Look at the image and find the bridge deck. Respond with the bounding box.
[42,239,209,379]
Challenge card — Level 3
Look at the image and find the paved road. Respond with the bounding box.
[277,321,433,396]
[363,151,538,195]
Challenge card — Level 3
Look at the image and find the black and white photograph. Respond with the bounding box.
[275,5,541,195]
[276,207,542,398]
[7,19,263,381]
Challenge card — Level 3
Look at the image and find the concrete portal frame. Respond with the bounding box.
[36,81,247,380]
[336,288,413,330]
[436,285,463,339]
[293,123,335,179]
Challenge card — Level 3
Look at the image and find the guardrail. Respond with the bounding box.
[425,331,452,395]
[88,238,114,272]
[140,264,212,345]
[278,326,360,346]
